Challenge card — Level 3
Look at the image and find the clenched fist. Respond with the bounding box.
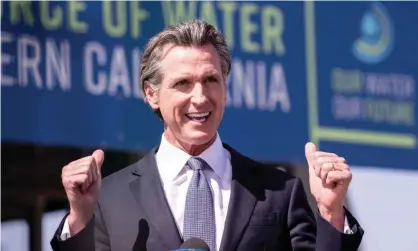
[305,142,352,231]
[61,149,104,235]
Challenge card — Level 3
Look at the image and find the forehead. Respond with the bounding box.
[159,44,222,77]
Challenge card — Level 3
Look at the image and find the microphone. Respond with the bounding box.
[172,237,210,251]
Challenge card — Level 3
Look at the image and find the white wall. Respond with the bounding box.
[1,219,29,251]
[1,209,67,251]
[349,166,418,251]
[42,210,67,251]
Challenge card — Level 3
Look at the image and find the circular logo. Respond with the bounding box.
[352,2,394,64]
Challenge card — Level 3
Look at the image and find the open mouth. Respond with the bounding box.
[186,112,211,123]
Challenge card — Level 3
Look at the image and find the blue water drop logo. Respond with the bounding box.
[352,2,394,64]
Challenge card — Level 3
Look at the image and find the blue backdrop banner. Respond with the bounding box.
[1,1,417,169]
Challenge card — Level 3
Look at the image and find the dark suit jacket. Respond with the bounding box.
[51,144,364,251]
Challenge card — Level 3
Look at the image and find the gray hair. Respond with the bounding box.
[140,19,231,118]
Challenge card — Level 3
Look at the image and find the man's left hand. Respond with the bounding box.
[305,142,352,231]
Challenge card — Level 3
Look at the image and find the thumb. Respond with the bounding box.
[305,142,317,167]
[92,149,105,170]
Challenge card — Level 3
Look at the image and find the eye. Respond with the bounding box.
[204,75,219,83]
[175,79,189,86]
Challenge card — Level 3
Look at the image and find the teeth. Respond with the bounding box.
[187,112,209,118]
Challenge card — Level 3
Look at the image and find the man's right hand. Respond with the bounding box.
[61,149,104,235]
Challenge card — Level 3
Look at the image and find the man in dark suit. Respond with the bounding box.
[51,19,364,251]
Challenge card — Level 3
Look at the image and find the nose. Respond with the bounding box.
[190,83,208,105]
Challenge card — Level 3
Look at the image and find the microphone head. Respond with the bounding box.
[180,237,210,251]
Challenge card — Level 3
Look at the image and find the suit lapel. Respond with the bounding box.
[129,147,182,250]
[219,145,259,251]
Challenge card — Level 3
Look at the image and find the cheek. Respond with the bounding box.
[161,94,189,117]
[156,91,173,116]
[211,86,226,106]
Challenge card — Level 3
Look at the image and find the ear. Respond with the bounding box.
[144,81,159,110]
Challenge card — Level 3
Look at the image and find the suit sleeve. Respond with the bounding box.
[50,202,111,251]
[287,178,364,251]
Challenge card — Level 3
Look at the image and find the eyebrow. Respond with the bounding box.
[170,71,221,81]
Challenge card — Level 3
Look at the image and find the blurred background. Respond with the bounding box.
[1,1,417,251]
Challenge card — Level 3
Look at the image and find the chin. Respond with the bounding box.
[185,130,216,145]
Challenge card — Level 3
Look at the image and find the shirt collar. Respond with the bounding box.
[155,132,228,186]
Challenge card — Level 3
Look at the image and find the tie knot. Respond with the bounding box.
[187,157,208,171]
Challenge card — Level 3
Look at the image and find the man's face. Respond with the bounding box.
[145,44,226,149]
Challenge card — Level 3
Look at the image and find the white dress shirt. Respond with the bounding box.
[60,132,352,249]
[155,132,232,251]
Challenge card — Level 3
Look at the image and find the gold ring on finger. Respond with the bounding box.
[322,162,334,170]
